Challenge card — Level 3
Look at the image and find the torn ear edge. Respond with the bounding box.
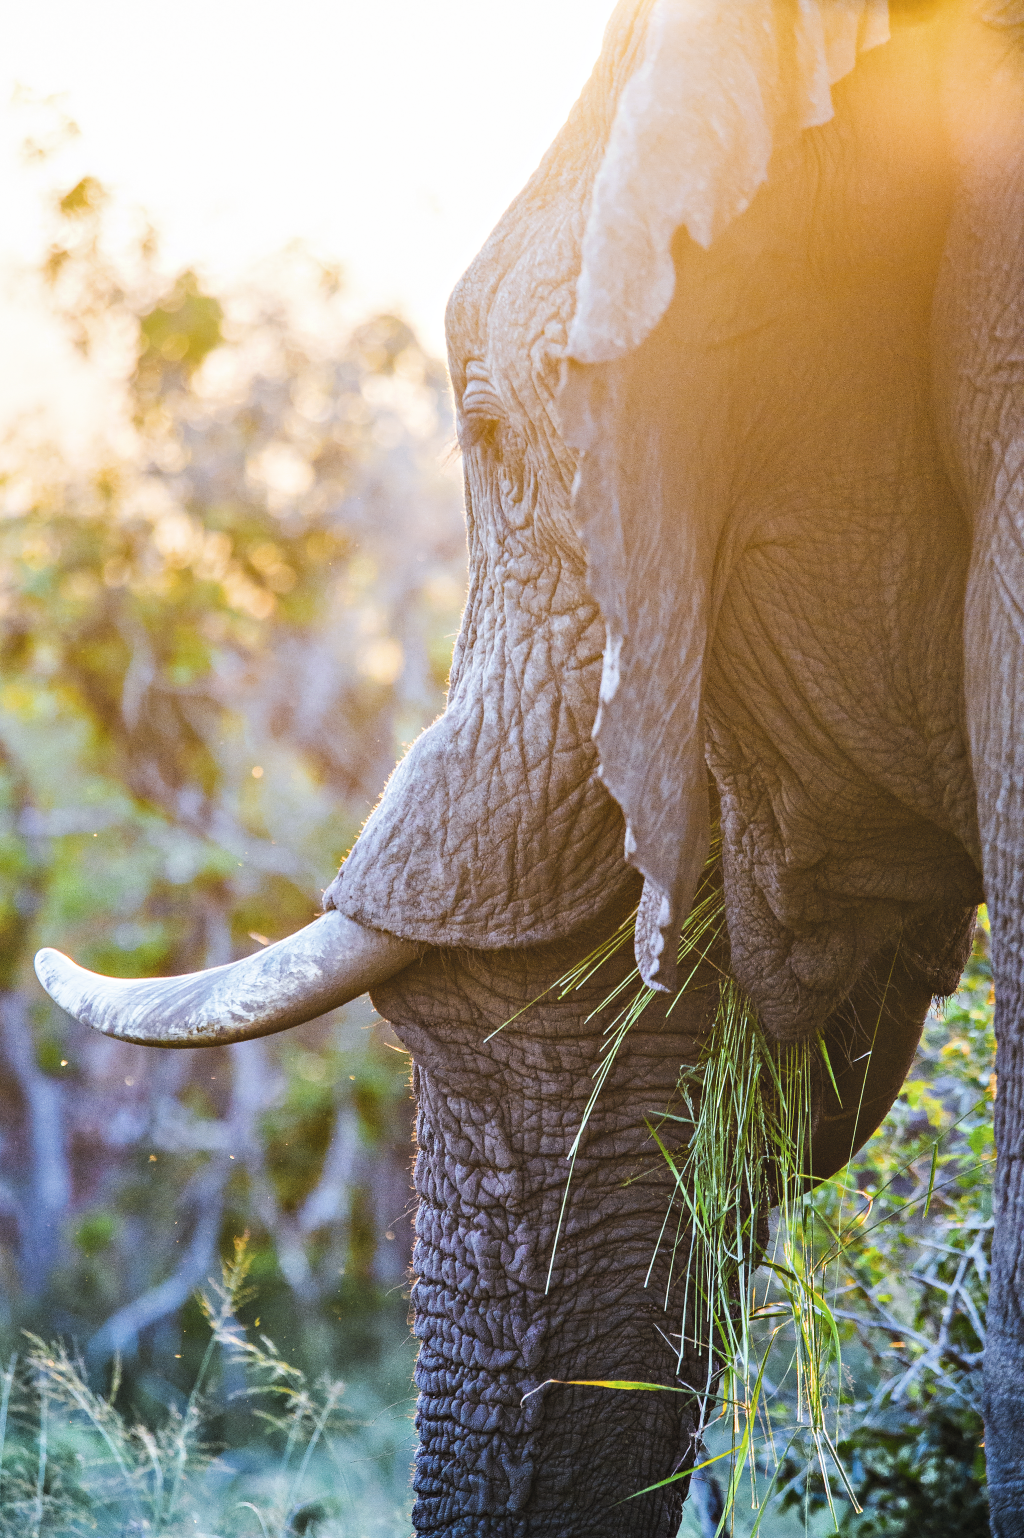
[559,314,715,992]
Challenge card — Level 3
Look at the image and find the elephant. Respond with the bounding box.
[33,0,1024,1532]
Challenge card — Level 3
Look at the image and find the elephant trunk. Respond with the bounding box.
[34,912,420,1046]
[370,911,709,1536]
[934,30,1024,1530]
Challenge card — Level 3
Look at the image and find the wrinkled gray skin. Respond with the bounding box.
[327,4,1024,1530]
[42,2,1024,1532]
[367,913,939,1535]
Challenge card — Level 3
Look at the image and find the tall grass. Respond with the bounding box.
[660,988,859,1531]
[0,1236,413,1536]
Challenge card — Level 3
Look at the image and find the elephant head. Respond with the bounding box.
[36,1,1024,1532]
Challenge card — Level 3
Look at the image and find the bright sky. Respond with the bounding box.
[1,0,610,439]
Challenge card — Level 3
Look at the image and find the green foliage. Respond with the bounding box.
[0,169,459,1450]
[777,1406,989,1538]
[136,270,224,386]
[0,1239,412,1536]
[73,1213,118,1258]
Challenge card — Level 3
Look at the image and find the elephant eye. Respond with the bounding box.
[459,372,505,453]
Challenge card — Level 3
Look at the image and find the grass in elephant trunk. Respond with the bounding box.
[658,986,858,1531]
[513,840,863,1533]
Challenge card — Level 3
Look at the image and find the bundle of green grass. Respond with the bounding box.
[527,836,860,1530]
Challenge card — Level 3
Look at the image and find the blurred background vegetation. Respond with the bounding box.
[0,168,467,1530]
[0,170,997,1534]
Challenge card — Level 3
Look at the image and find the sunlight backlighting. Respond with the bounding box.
[1,0,610,435]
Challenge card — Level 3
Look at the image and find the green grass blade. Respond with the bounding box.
[924,1139,940,1218]
[0,1352,16,1510]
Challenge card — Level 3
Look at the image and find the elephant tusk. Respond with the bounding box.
[33,912,422,1047]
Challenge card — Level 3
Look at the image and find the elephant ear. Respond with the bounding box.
[560,0,890,988]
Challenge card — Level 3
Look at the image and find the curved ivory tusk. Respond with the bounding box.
[34,912,421,1047]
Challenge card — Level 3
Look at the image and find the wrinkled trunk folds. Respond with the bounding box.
[372,895,707,1536]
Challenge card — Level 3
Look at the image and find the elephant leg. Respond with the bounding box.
[372,915,714,1536]
[956,513,1024,1533]
[934,29,1024,1531]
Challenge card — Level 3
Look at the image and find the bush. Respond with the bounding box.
[0,168,463,1403]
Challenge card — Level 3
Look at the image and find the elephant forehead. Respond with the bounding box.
[446,0,654,410]
[448,206,583,415]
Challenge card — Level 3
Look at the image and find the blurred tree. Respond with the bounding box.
[0,174,466,1387]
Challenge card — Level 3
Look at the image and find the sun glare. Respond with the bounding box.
[1,0,609,436]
